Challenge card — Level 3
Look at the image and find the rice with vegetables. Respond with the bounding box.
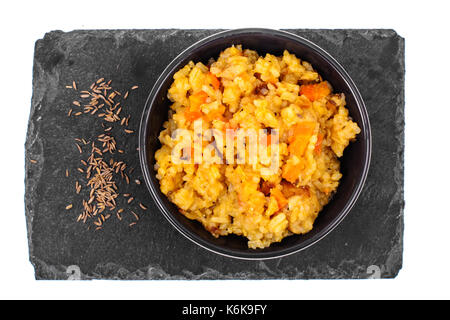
[154,45,360,249]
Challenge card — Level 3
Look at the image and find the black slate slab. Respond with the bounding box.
[25,29,404,280]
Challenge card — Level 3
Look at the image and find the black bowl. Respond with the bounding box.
[139,28,371,260]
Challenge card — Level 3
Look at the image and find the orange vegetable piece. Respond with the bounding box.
[208,72,221,90]
[299,81,331,102]
[314,133,324,155]
[288,121,316,143]
[189,90,208,112]
[282,162,303,183]
[184,110,202,122]
[270,188,288,210]
[287,121,315,157]
[289,138,309,158]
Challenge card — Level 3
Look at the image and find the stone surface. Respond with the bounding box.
[25,29,404,280]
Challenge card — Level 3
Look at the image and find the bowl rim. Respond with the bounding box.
[139,28,372,260]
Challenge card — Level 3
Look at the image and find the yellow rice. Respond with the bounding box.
[154,45,360,249]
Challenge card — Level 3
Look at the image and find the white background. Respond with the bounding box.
[1,0,449,300]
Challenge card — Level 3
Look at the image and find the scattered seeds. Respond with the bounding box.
[30,159,37,164]
[65,77,146,229]
[76,181,81,194]
[131,211,139,221]
[139,203,147,210]
[66,204,73,210]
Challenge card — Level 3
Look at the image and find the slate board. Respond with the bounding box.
[25,29,404,280]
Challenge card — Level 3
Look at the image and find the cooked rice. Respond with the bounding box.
[154,45,360,249]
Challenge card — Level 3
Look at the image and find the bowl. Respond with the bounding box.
[139,28,371,260]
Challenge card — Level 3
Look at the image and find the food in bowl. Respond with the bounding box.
[154,45,360,249]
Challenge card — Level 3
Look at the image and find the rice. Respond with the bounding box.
[154,45,360,249]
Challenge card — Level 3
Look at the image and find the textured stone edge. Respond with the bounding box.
[385,30,405,279]
[370,30,404,279]
[26,36,47,280]
[26,29,406,280]
[33,257,374,281]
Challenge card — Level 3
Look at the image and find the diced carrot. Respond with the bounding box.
[287,121,315,157]
[189,90,208,112]
[270,188,288,210]
[299,81,331,102]
[282,162,303,183]
[289,138,309,158]
[184,110,203,122]
[288,121,316,143]
[314,133,324,155]
[208,72,221,90]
